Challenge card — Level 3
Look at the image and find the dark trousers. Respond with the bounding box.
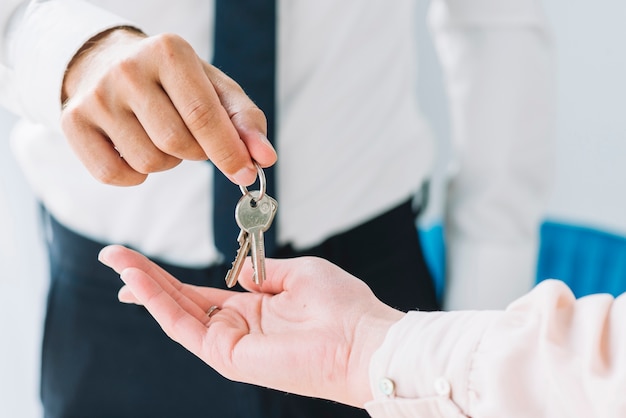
[40,199,438,418]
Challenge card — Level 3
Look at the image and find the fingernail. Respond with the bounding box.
[118,285,135,304]
[98,246,112,264]
[232,166,256,186]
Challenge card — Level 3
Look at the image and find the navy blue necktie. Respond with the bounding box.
[212,0,277,263]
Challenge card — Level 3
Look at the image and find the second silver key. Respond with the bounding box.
[235,190,277,284]
[224,229,251,288]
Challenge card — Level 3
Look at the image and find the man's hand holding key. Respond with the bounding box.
[61,28,277,186]
[225,162,278,288]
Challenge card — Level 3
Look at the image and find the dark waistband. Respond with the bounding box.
[275,197,419,259]
[41,207,226,287]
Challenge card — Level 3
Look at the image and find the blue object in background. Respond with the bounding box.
[419,220,626,302]
[418,224,446,302]
[537,221,626,298]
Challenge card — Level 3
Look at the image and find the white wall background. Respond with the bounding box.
[0,110,46,418]
[542,0,626,234]
[1,1,625,416]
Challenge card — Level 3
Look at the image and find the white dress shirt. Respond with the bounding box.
[0,0,554,309]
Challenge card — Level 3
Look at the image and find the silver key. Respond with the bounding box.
[235,190,277,284]
[224,229,251,288]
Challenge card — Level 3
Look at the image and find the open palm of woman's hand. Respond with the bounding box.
[98,245,404,408]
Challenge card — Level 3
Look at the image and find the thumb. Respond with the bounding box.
[238,258,289,295]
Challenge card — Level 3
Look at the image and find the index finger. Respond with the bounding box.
[203,63,277,169]
[98,245,232,313]
[118,266,211,357]
[151,34,260,185]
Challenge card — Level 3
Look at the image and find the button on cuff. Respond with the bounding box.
[434,377,451,397]
[378,377,396,398]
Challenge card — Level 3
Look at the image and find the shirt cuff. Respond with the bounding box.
[12,0,136,128]
[365,310,499,418]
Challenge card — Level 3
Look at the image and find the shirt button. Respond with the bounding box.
[379,377,396,397]
[434,377,451,397]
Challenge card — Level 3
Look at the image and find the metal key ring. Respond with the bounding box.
[239,161,266,202]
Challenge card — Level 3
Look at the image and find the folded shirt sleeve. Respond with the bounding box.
[366,279,626,418]
[1,0,136,128]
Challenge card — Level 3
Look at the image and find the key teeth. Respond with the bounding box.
[224,255,239,288]
[225,264,238,288]
[224,232,250,288]
[251,259,259,284]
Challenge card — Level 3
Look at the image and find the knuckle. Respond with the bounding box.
[152,33,190,61]
[155,129,178,151]
[212,146,240,172]
[132,156,161,174]
[247,107,266,123]
[60,105,82,134]
[230,107,267,132]
[183,99,218,134]
[90,83,110,108]
[155,129,184,153]
[113,55,142,81]
[156,131,206,160]
[89,154,147,186]
[187,147,209,160]
[91,162,130,185]
[108,59,145,97]
[132,154,180,174]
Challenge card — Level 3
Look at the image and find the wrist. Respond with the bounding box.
[347,306,405,408]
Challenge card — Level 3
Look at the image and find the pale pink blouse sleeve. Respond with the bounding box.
[365,279,626,418]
